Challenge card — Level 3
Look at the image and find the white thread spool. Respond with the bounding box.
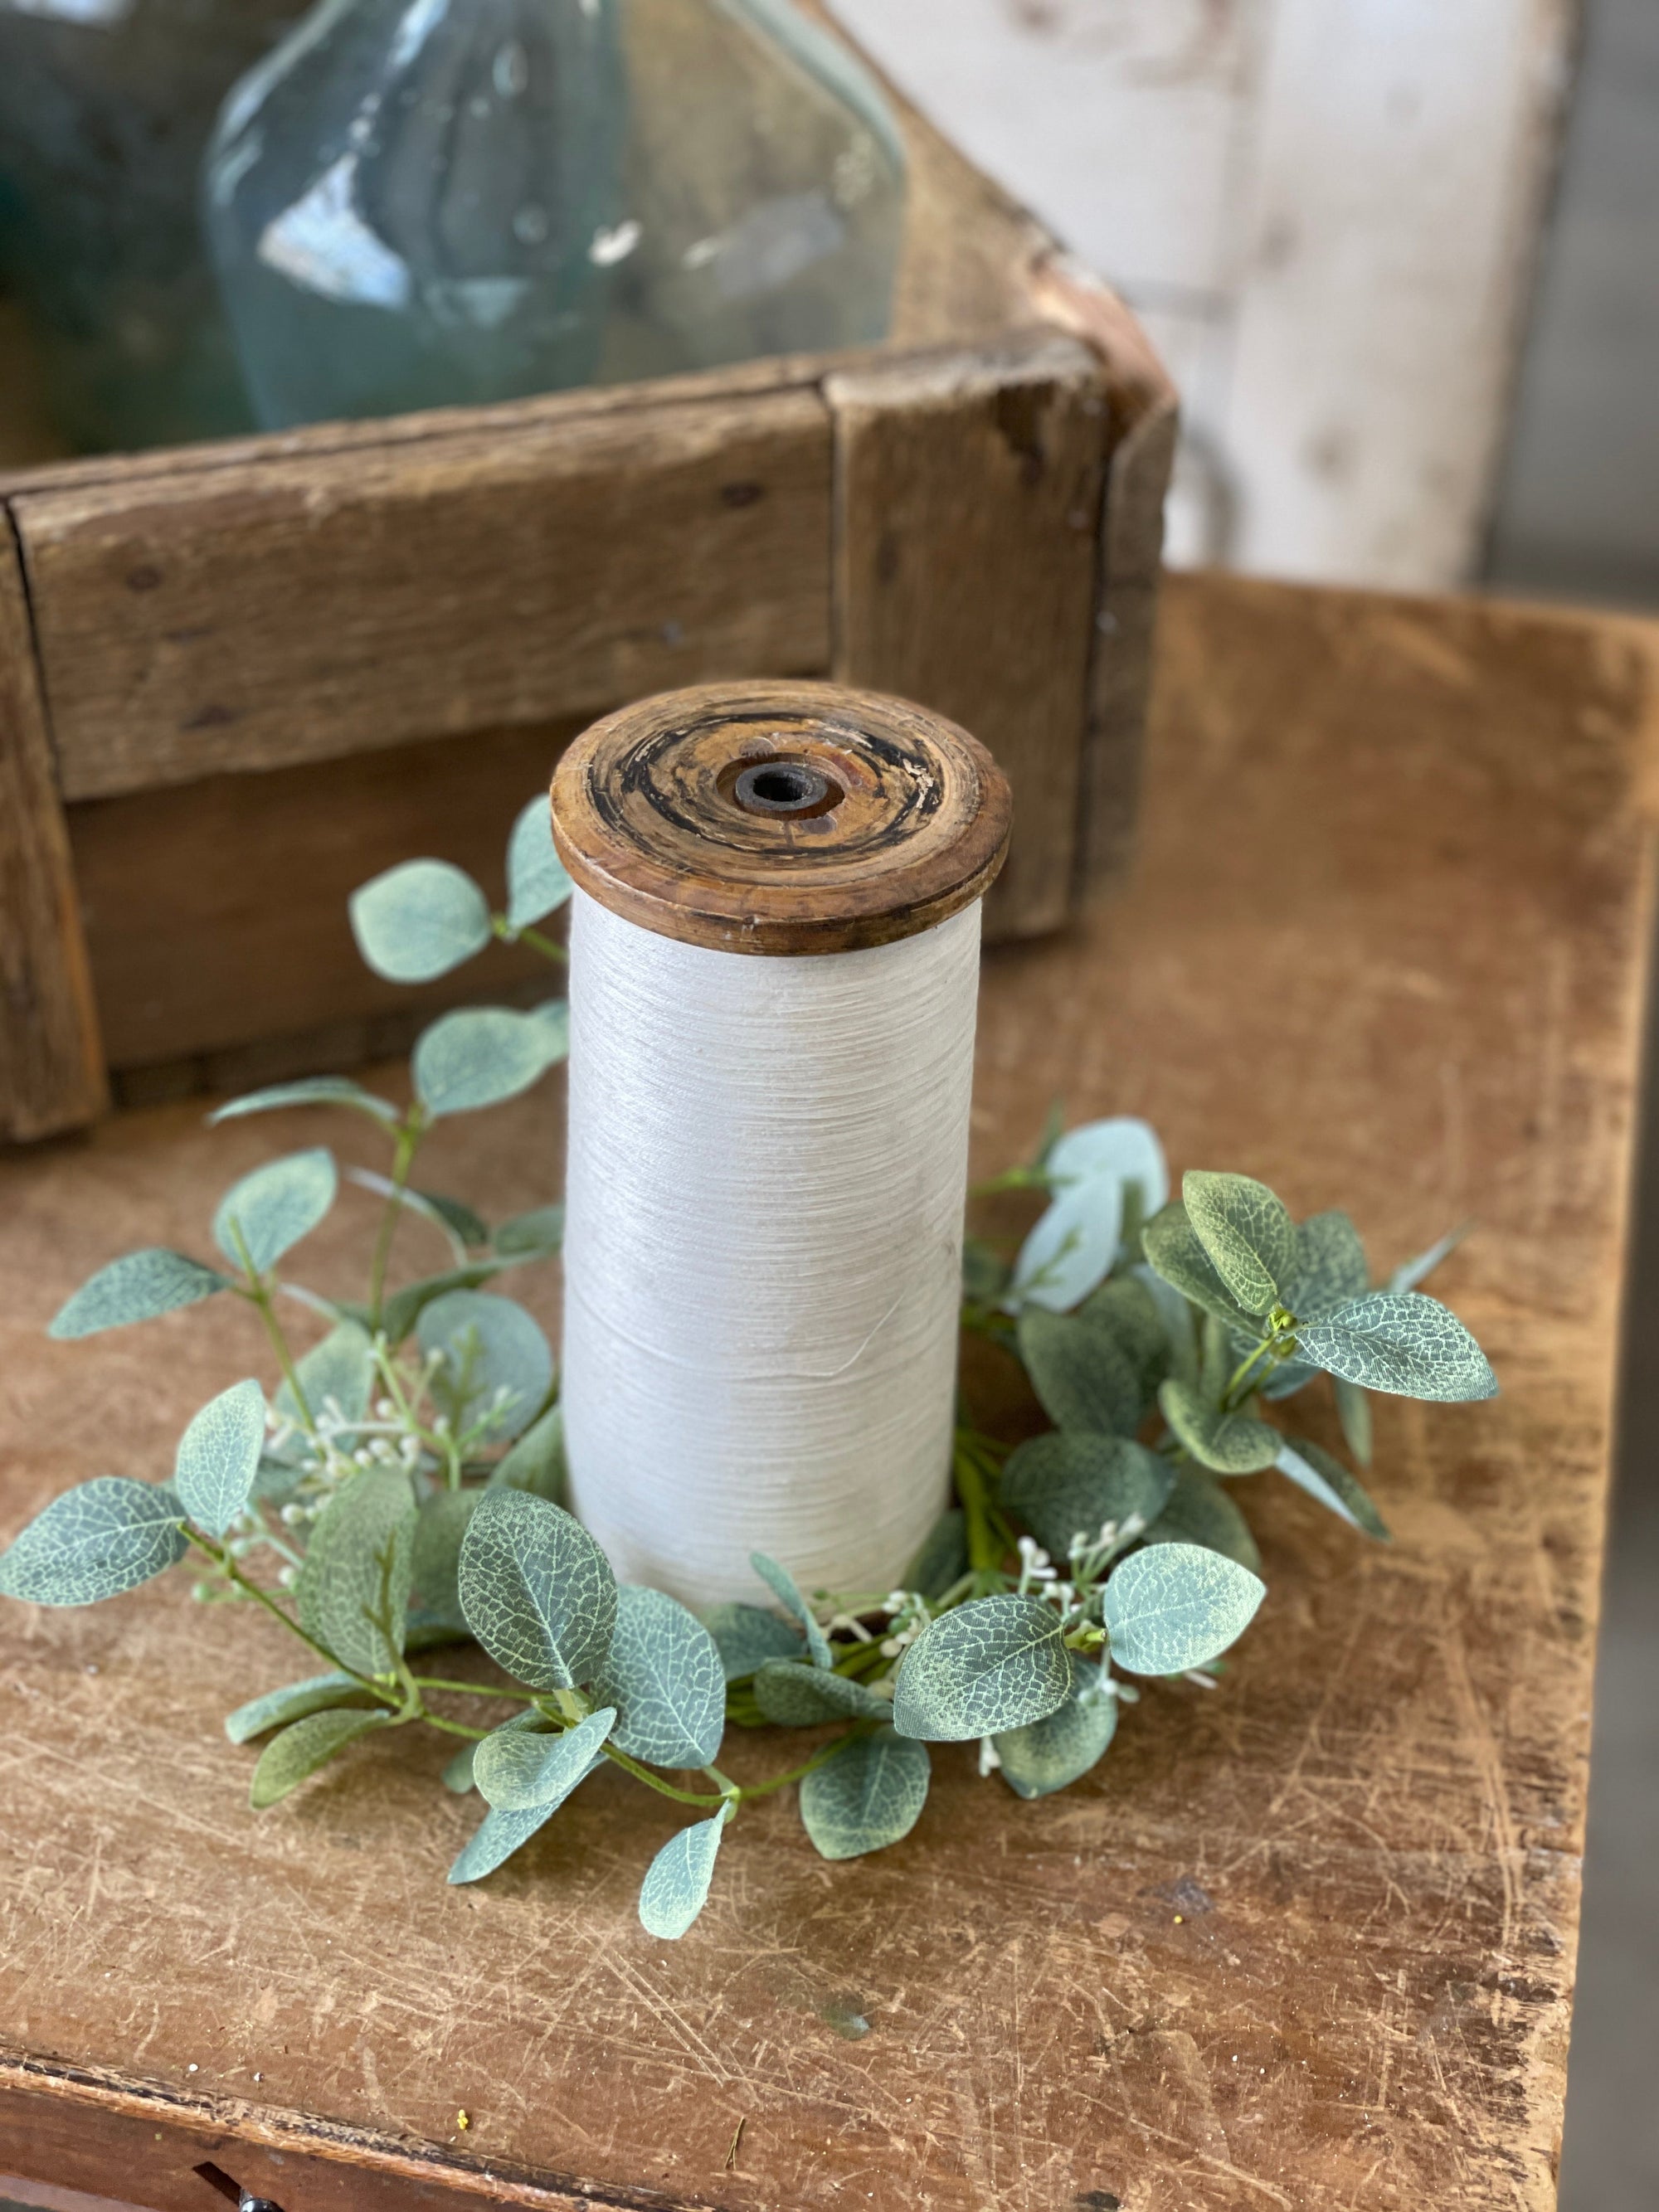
[550,683,1011,1608]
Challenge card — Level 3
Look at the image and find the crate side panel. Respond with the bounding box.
[0,515,107,1140]
[18,389,832,802]
[66,717,603,1075]
[828,332,1107,941]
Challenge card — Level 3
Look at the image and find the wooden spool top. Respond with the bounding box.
[549,679,1013,955]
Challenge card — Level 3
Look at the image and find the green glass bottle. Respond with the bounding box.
[0,0,294,452]
[203,0,906,431]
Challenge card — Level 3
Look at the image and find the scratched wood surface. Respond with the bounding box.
[2,571,1655,2211]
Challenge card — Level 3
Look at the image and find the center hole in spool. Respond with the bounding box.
[730,756,844,819]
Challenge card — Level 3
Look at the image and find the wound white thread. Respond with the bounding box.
[560,888,981,1609]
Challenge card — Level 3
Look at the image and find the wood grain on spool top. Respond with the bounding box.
[550,679,1012,955]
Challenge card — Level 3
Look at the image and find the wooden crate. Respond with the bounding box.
[0,13,1175,1145]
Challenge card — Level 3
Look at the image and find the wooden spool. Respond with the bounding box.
[549,678,1013,955]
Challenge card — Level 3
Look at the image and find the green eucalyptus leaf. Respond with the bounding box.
[594,1585,727,1767]
[409,1489,481,1635]
[273,1320,375,1449]
[49,1249,229,1339]
[1388,1221,1472,1294]
[999,1432,1172,1560]
[1017,1306,1141,1436]
[702,1601,804,1681]
[1296,1291,1497,1401]
[993,1668,1118,1799]
[1136,1263,1200,1389]
[371,1267,505,1347]
[252,1454,304,1503]
[1182,1171,1295,1316]
[214,1147,337,1275]
[345,1169,487,1262]
[492,1203,566,1261]
[1334,1373,1374,1466]
[474,1706,615,1811]
[443,1704,546,1796]
[1047,1117,1169,1215]
[448,1798,563,1884]
[0,1478,188,1606]
[417,1289,553,1443]
[1157,1378,1281,1474]
[1274,1438,1389,1539]
[459,1489,617,1690]
[507,795,575,929]
[249,1707,390,1808]
[1010,1175,1121,1313]
[752,1660,891,1725]
[528,996,570,1057]
[225,1670,377,1744]
[1255,1351,1321,1401]
[349,858,492,983]
[1141,1204,1257,1330]
[209,1077,400,1129]
[294,1466,416,1679]
[1078,1275,1170,1405]
[1102,1541,1265,1676]
[750,1552,833,1670]
[1144,1468,1262,1573]
[799,1728,930,1860]
[638,1806,731,1940]
[891,1593,1072,1742]
[1199,1310,1233,1403]
[413,1005,569,1119]
[961,1236,1012,1306]
[173,1377,266,1538]
[489,1404,568,1503]
[1289,1211,1369,1321]
[901,1507,968,1601]
[443,1739,481,1794]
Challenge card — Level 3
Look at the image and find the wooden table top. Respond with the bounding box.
[3,571,1657,2212]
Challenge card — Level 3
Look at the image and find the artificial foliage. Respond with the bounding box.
[0,796,1498,1937]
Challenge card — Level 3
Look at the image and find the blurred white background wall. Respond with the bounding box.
[831,0,1579,591]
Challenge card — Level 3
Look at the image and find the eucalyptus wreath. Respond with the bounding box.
[0,797,1496,1938]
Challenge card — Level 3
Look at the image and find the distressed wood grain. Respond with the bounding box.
[0,517,106,1141]
[829,330,1108,937]
[7,573,1634,2210]
[15,388,834,804]
[552,681,1010,955]
[1028,257,1180,891]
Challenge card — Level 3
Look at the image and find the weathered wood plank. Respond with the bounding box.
[66,717,580,1079]
[17,387,834,802]
[2,571,1645,2207]
[0,516,106,1140]
[1031,255,1180,888]
[0,348,851,501]
[827,329,1107,938]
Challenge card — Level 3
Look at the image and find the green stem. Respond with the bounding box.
[602,1745,729,1806]
[413,1675,526,1701]
[184,1529,387,1698]
[736,1733,860,1800]
[514,923,568,965]
[367,1116,425,1332]
[1221,1328,1287,1413]
[953,1441,1004,1575]
[420,1713,490,1741]
[228,1223,314,1432]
